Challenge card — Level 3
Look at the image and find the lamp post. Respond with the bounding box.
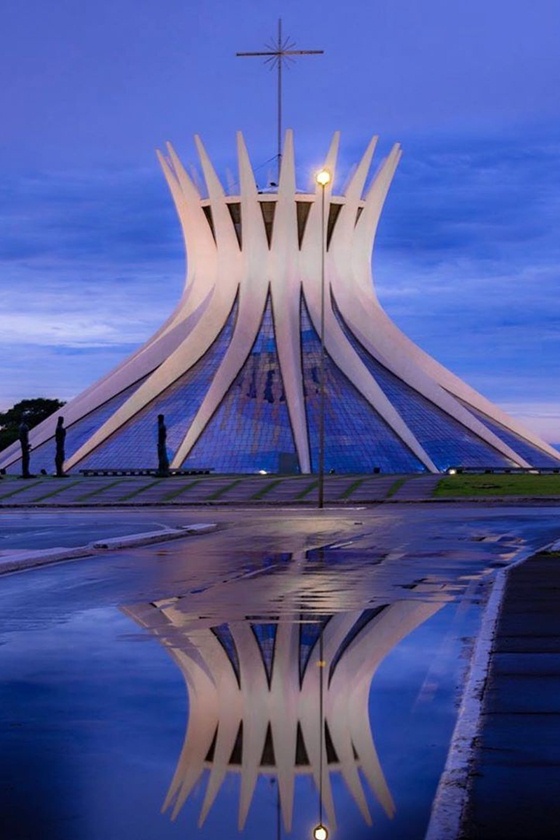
[315,168,331,509]
[312,625,328,840]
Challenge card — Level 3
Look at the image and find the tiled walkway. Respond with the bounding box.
[0,473,441,507]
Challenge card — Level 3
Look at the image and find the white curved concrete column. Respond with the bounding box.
[5,129,559,475]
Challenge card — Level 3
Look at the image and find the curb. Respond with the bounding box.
[424,538,560,839]
[1,495,560,510]
[0,523,218,575]
[90,523,216,548]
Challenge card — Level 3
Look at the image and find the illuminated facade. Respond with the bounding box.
[2,131,560,474]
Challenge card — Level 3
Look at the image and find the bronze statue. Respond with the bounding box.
[55,416,66,477]
[157,414,170,476]
[18,419,31,478]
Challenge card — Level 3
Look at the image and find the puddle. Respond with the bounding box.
[0,549,487,840]
[2,506,559,839]
[120,595,481,840]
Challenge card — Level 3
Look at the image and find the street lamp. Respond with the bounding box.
[315,168,331,509]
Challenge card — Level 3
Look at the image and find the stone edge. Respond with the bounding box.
[424,538,560,839]
[0,523,217,575]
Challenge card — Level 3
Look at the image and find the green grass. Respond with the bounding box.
[161,479,203,501]
[0,479,44,499]
[340,478,366,499]
[33,479,82,501]
[119,478,164,501]
[251,479,283,500]
[295,479,318,500]
[435,473,560,497]
[206,479,242,500]
[76,478,128,500]
[386,477,407,498]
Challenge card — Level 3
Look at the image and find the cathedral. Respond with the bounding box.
[2,131,559,475]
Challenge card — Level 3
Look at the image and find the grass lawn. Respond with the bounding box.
[435,473,560,497]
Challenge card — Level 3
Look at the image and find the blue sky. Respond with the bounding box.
[1,0,560,442]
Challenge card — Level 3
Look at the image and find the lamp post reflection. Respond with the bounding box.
[315,168,331,509]
[313,626,329,839]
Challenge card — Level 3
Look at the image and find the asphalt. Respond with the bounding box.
[459,544,560,839]
[2,476,560,838]
[0,520,219,574]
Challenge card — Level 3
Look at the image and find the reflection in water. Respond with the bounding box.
[124,594,442,834]
[3,509,557,840]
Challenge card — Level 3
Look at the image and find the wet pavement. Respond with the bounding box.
[0,505,560,839]
[460,546,560,839]
[0,510,189,552]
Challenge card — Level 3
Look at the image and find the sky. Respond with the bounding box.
[1,0,560,443]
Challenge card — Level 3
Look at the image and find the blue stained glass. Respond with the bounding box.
[211,624,241,686]
[3,451,23,476]
[77,302,238,470]
[334,308,514,471]
[299,620,325,685]
[250,624,277,685]
[22,280,552,477]
[184,300,297,473]
[301,305,425,474]
[13,379,147,476]
[464,404,560,468]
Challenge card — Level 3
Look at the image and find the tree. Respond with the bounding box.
[0,398,66,451]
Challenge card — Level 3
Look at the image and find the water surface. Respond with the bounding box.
[1,506,558,839]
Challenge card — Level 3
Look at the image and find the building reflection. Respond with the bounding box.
[123,589,442,834]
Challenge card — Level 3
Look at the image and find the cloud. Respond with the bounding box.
[0,167,184,265]
[0,265,180,348]
[0,166,186,368]
[0,167,187,409]
[368,128,560,440]
[378,131,560,262]
[499,402,560,447]
[0,344,137,409]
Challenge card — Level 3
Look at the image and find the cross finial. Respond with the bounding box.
[237,19,324,182]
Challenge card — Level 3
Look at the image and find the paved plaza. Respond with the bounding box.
[0,472,440,507]
[1,486,560,838]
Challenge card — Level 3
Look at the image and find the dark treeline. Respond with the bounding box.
[0,398,65,451]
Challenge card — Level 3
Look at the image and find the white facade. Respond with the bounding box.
[1,131,559,474]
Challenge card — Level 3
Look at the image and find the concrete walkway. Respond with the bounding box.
[461,545,560,839]
[0,473,438,507]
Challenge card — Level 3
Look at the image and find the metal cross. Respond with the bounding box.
[237,19,324,181]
